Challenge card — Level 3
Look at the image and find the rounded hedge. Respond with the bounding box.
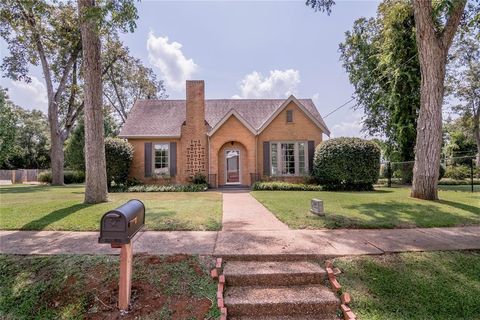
[313,137,381,190]
[105,138,134,190]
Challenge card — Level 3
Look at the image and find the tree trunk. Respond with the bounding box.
[410,49,445,200]
[411,0,466,200]
[79,0,108,203]
[50,128,65,185]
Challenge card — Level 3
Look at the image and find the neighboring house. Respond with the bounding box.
[119,80,330,187]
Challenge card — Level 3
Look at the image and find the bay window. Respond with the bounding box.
[270,141,308,176]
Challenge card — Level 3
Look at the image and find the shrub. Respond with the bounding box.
[191,172,207,185]
[105,138,134,190]
[111,183,208,192]
[252,181,322,191]
[438,178,480,185]
[38,170,85,184]
[313,137,380,191]
[444,165,470,180]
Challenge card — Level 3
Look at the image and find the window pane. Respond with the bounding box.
[281,143,295,175]
[270,143,278,175]
[154,143,169,174]
[286,110,293,122]
[299,142,306,174]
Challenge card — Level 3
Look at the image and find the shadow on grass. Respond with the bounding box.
[336,251,480,319]
[0,185,50,194]
[20,203,91,230]
[329,200,480,229]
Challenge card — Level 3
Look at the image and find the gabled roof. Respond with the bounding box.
[119,97,330,138]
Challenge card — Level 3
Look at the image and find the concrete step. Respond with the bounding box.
[224,261,327,286]
[224,284,340,316]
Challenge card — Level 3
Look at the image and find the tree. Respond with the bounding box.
[307,0,469,200]
[443,117,477,165]
[77,0,138,203]
[446,4,480,166]
[103,36,167,124]
[78,0,108,203]
[1,0,82,185]
[339,0,420,182]
[410,0,467,200]
[0,88,17,165]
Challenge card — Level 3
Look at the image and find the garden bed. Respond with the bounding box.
[0,254,219,319]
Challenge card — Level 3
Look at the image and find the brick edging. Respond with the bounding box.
[325,259,357,320]
[211,257,227,320]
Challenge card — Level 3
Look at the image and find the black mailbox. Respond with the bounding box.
[99,199,145,244]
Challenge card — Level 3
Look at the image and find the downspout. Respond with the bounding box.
[255,134,258,184]
[207,134,211,187]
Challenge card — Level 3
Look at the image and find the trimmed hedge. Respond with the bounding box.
[105,138,134,190]
[313,137,380,191]
[252,181,322,191]
[111,183,208,193]
[38,170,85,184]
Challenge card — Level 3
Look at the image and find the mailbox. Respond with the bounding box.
[99,199,145,244]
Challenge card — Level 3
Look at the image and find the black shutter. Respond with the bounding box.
[263,141,270,176]
[308,141,315,174]
[144,142,152,177]
[169,142,177,177]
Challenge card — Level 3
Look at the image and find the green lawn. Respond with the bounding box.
[251,186,480,229]
[334,251,480,320]
[0,254,219,319]
[0,184,222,231]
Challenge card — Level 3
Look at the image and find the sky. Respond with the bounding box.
[0,0,380,138]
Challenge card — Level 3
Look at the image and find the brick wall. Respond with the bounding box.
[257,101,324,177]
[209,116,256,186]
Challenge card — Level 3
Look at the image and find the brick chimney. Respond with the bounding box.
[181,80,208,180]
[186,80,206,132]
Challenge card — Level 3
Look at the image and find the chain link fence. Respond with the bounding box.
[379,156,479,192]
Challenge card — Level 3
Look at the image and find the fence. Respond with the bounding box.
[379,156,479,192]
[0,169,46,184]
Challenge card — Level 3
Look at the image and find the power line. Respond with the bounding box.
[322,53,419,119]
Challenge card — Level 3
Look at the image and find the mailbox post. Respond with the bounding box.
[99,199,145,311]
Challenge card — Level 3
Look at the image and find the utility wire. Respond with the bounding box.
[322,53,419,119]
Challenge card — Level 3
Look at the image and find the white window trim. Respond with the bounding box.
[270,141,308,176]
[225,149,241,185]
[153,143,170,176]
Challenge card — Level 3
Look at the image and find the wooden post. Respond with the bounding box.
[11,170,15,184]
[118,243,133,310]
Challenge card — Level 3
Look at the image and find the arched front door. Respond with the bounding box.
[225,149,240,184]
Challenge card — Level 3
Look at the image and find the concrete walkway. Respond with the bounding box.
[1,226,479,257]
[222,191,289,231]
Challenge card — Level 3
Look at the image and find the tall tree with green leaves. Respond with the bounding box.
[0,88,17,166]
[339,0,420,182]
[307,0,469,200]
[446,4,480,166]
[103,36,167,124]
[77,0,137,203]
[0,0,82,185]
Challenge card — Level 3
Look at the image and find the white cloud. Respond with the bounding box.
[312,92,320,103]
[9,76,48,113]
[147,32,198,91]
[330,109,364,138]
[233,69,300,99]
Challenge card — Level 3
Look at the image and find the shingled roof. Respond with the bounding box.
[119,96,330,138]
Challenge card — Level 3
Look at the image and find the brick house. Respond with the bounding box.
[119,80,330,187]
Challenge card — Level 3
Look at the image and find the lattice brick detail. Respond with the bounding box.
[186,139,206,175]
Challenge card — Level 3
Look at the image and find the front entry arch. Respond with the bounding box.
[217,141,248,186]
[225,149,240,184]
